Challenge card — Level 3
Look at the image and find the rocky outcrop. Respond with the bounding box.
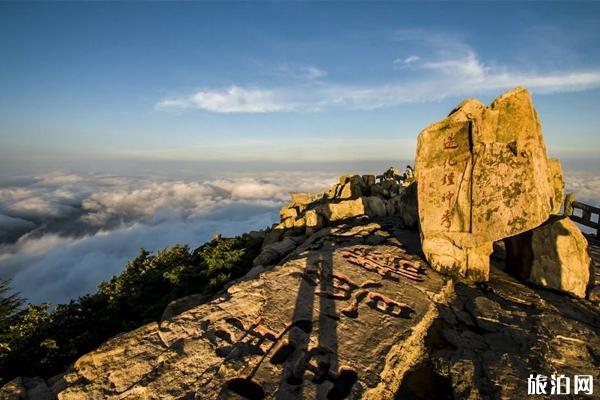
[504,216,592,298]
[415,86,564,281]
[256,170,417,268]
[44,220,451,400]
[5,217,598,400]
[426,266,600,400]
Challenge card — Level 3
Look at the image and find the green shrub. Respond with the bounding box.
[0,233,262,384]
[0,279,22,331]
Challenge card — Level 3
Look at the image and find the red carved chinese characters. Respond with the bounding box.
[441,191,454,208]
[442,171,455,185]
[441,208,452,229]
[445,158,457,167]
[440,126,462,229]
[444,132,458,149]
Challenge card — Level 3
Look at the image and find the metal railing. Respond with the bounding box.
[564,193,600,238]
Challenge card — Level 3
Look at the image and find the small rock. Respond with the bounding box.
[365,235,386,246]
[282,217,295,229]
[0,378,26,400]
[339,174,351,184]
[291,193,312,205]
[280,206,298,220]
[588,286,600,303]
[325,198,366,221]
[253,249,280,267]
[438,305,458,325]
[362,174,376,187]
[293,217,306,229]
[465,296,503,332]
[263,223,285,245]
[22,377,54,400]
[247,230,266,240]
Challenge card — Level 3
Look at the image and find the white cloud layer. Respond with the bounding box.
[564,170,600,234]
[1,167,598,304]
[0,171,337,304]
[564,171,600,206]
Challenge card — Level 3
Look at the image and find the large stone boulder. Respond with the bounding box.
[415,86,564,281]
[364,196,387,217]
[304,209,323,235]
[504,216,592,298]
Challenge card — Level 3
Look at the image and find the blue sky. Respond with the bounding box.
[1,2,600,169]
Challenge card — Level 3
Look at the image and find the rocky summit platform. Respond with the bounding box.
[47,219,449,400]
[8,217,590,400]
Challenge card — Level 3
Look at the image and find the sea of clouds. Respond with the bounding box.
[0,170,338,305]
[0,166,598,306]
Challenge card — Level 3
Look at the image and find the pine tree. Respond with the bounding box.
[0,278,22,331]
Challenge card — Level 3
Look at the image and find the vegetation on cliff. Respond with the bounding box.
[0,233,262,384]
[0,279,22,332]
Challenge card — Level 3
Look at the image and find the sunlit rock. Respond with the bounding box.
[504,216,592,298]
[415,87,564,281]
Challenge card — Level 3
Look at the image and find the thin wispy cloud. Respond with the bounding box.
[417,50,488,78]
[157,86,295,113]
[157,63,328,113]
[393,55,421,69]
[276,63,327,80]
[157,31,600,113]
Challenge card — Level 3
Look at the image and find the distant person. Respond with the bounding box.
[383,166,401,181]
[402,165,415,186]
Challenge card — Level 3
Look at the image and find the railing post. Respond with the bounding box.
[564,193,576,217]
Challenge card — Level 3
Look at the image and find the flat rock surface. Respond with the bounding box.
[54,220,451,400]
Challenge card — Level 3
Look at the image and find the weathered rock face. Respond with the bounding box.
[426,266,600,400]
[415,86,564,281]
[47,221,451,400]
[504,216,592,298]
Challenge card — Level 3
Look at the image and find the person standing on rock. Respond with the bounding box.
[402,165,415,186]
